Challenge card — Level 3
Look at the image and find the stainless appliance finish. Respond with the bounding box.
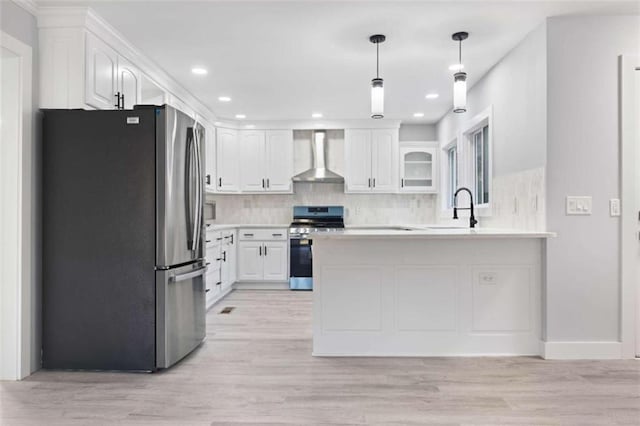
[292,131,344,183]
[156,260,207,368]
[156,107,205,268]
[289,206,345,290]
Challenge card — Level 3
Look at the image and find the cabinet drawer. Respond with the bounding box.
[206,231,223,247]
[238,228,288,241]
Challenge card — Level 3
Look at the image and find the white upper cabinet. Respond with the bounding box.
[204,123,216,192]
[238,130,293,193]
[117,56,141,110]
[345,128,398,193]
[85,32,118,109]
[85,32,142,110]
[265,130,294,192]
[399,142,438,193]
[344,129,372,192]
[370,129,398,192]
[240,130,268,192]
[216,128,240,192]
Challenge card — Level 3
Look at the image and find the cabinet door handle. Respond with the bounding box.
[216,281,222,286]
[266,178,270,188]
[206,288,211,293]
[368,178,371,188]
[230,234,234,244]
[264,245,268,256]
[244,233,254,237]
[401,178,404,188]
[259,246,262,256]
[218,177,222,187]
[222,251,227,262]
[373,178,376,188]
[206,239,211,243]
[216,237,223,241]
[262,178,265,189]
[206,174,211,185]
[114,92,121,109]
[119,93,124,109]
[272,233,282,237]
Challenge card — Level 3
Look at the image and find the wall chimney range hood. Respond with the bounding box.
[292,131,344,184]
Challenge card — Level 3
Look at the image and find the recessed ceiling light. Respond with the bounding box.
[312,113,323,118]
[449,63,464,71]
[191,67,208,75]
[425,93,439,100]
[245,124,255,129]
[218,96,231,102]
[413,112,425,118]
[214,121,221,126]
[235,114,246,119]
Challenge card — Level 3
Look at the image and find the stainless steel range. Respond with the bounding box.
[289,206,345,290]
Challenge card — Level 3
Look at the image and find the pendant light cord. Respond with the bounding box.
[458,40,462,65]
[376,41,380,78]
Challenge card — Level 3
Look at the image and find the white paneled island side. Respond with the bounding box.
[311,228,555,357]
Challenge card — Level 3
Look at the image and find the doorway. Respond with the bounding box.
[0,32,34,380]
[620,55,640,358]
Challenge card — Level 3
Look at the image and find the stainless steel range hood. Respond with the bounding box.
[292,131,344,184]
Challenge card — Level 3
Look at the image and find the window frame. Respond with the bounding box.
[460,106,493,213]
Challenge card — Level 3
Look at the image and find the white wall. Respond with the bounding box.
[0,0,41,374]
[399,123,436,141]
[436,23,547,230]
[437,23,547,176]
[545,16,640,343]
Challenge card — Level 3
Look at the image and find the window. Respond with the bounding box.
[471,124,490,205]
[447,146,457,207]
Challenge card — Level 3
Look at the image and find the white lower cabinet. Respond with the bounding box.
[237,229,288,282]
[262,241,288,281]
[205,228,236,309]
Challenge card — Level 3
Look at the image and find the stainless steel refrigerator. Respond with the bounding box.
[42,105,206,371]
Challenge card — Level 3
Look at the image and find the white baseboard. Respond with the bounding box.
[233,281,289,290]
[542,341,622,359]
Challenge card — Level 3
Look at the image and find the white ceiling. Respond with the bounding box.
[39,1,639,123]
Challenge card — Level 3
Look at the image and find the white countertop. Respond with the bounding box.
[205,222,289,231]
[311,226,555,239]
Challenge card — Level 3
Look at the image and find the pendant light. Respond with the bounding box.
[369,34,386,119]
[451,31,469,113]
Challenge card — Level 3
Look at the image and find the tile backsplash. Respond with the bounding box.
[213,183,438,225]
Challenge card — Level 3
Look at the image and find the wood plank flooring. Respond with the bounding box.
[1,290,639,425]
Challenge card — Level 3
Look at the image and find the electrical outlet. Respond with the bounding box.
[610,199,621,216]
[566,196,592,215]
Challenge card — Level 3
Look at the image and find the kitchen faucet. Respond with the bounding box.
[453,187,478,228]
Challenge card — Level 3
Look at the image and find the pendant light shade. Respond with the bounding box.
[371,78,384,119]
[369,34,386,119]
[453,72,467,113]
[451,32,469,114]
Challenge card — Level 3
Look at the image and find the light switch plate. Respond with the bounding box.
[610,198,621,216]
[566,196,592,215]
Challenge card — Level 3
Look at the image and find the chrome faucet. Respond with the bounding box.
[453,187,478,228]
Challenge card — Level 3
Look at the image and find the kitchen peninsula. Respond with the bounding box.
[312,227,555,357]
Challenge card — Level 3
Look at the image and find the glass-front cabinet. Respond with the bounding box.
[399,142,438,193]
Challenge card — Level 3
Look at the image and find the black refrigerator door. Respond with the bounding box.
[42,109,156,371]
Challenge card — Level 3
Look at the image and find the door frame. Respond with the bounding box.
[0,31,34,379]
[620,55,639,358]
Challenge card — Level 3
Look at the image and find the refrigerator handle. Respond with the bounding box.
[170,266,208,283]
[185,128,198,252]
[193,127,204,252]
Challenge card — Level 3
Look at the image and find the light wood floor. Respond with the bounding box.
[1,290,639,425]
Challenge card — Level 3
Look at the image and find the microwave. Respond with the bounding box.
[204,196,216,221]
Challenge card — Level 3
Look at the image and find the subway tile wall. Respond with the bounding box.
[214,183,438,225]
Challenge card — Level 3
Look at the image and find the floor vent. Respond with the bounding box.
[219,306,235,314]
